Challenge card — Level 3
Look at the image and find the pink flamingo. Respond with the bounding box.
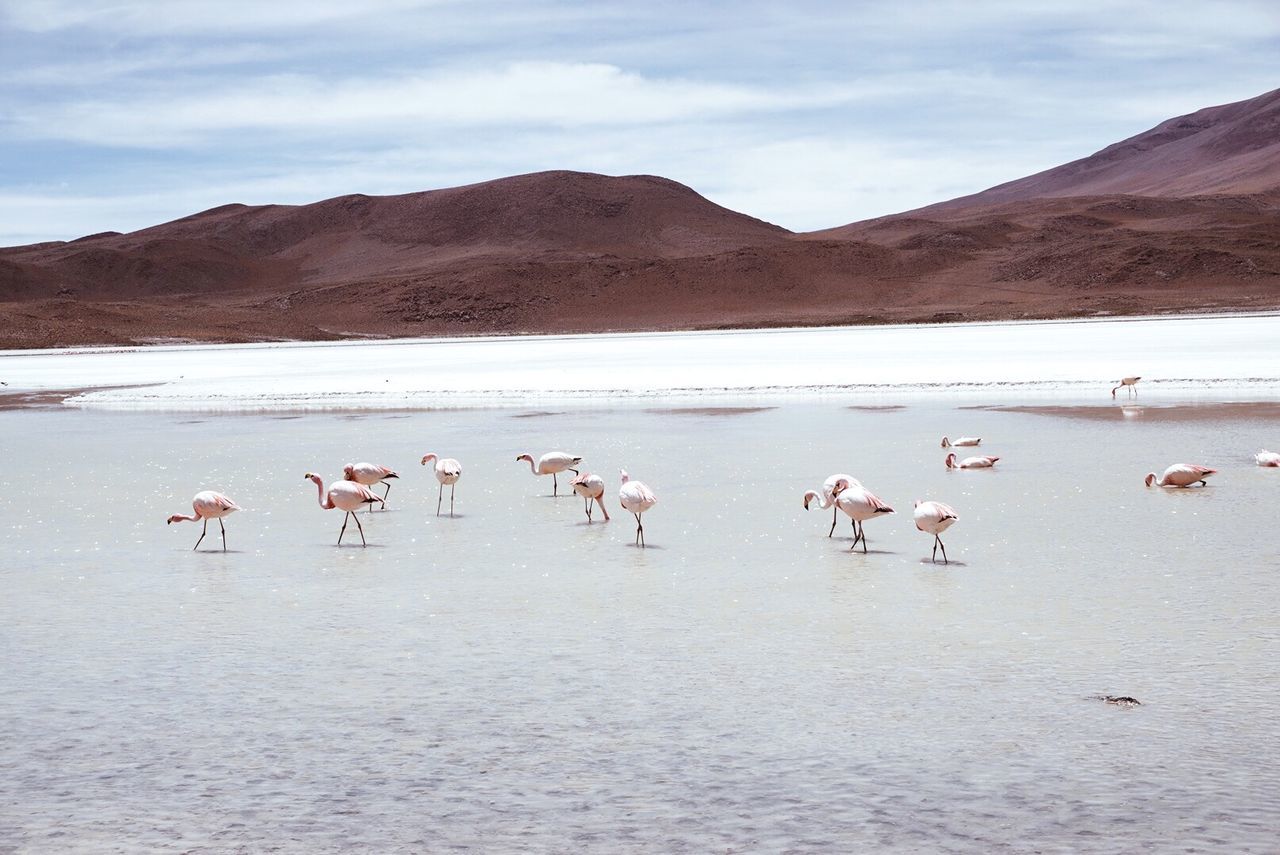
[343,462,399,509]
[570,472,610,522]
[618,469,657,546]
[941,436,981,448]
[946,453,999,470]
[1144,464,1216,488]
[167,490,241,551]
[516,451,581,496]
[914,500,958,564]
[305,472,380,545]
[1112,376,1141,398]
[421,453,462,516]
[1255,450,1280,467]
[807,473,859,537]
[806,483,894,553]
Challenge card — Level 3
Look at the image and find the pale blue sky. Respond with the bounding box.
[2,1,1276,245]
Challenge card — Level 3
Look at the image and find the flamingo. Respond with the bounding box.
[343,462,399,509]
[805,473,860,537]
[1255,450,1280,467]
[940,436,981,448]
[914,500,958,564]
[618,469,657,547]
[305,472,380,545]
[167,490,240,551]
[1112,376,1141,398]
[945,453,999,470]
[570,472,610,522]
[516,451,581,496]
[421,453,462,517]
[805,483,894,553]
[1144,464,1216,488]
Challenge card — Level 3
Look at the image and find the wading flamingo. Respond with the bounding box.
[1112,376,1141,398]
[421,453,462,516]
[805,484,894,553]
[516,451,581,496]
[945,453,999,470]
[167,490,240,551]
[619,469,657,547]
[914,500,958,564]
[343,462,399,509]
[1255,450,1280,467]
[805,473,860,537]
[941,436,981,448]
[305,472,380,545]
[1144,464,1216,488]
[570,472,610,522]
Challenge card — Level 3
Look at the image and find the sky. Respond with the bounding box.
[1,1,1277,246]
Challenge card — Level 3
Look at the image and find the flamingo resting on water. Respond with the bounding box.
[516,451,581,496]
[1255,450,1280,467]
[421,453,462,516]
[1112,376,1141,398]
[343,462,399,510]
[941,436,981,448]
[914,500,958,564]
[305,472,380,545]
[1144,464,1216,488]
[570,472,610,522]
[167,491,240,551]
[619,469,657,547]
[945,453,999,470]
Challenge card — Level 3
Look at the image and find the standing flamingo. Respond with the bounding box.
[421,453,462,517]
[810,473,860,537]
[940,436,981,448]
[343,462,399,509]
[1144,464,1216,488]
[805,483,894,552]
[1255,450,1280,467]
[914,500,958,564]
[618,469,657,547]
[167,490,241,551]
[570,472,610,522]
[945,453,999,469]
[305,472,380,545]
[516,451,581,496]
[1112,376,1141,398]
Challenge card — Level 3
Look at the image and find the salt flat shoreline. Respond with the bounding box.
[2,312,1278,411]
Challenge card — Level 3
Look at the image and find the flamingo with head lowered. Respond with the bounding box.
[305,472,380,545]
[807,473,860,537]
[1255,451,1280,468]
[914,500,958,564]
[619,469,657,547]
[941,436,981,448]
[570,472,610,522]
[805,481,894,553]
[946,453,999,470]
[167,490,241,551]
[343,462,399,510]
[421,453,462,517]
[516,451,581,496]
[1144,464,1216,488]
[1112,376,1141,398]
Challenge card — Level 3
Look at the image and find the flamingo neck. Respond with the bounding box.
[311,477,332,509]
[522,456,538,475]
[169,512,200,523]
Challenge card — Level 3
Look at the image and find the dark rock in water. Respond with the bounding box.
[1089,695,1142,707]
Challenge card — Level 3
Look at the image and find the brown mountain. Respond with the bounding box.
[2,89,1278,348]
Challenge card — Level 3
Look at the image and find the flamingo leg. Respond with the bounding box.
[937,535,949,564]
[381,481,391,508]
[553,472,558,496]
[635,513,645,547]
[829,507,837,537]
[338,512,350,545]
[597,497,609,522]
[219,518,227,552]
[353,512,367,546]
[193,518,208,551]
[584,496,592,520]
[931,535,938,563]
[437,482,443,517]
[450,483,455,517]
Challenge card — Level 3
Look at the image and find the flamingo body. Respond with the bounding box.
[167,490,241,551]
[306,473,380,545]
[571,472,610,521]
[421,453,462,516]
[619,469,657,546]
[1255,450,1280,467]
[1112,376,1141,398]
[945,453,999,469]
[831,482,894,553]
[914,500,958,564]
[516,451,582,495]
[941,436,981,448]
[1144,464,1216,488]
[343,461,399,509]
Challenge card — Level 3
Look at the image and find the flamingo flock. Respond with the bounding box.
[167,376,1269,559]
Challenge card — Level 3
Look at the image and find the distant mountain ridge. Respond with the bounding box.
[1,89,1278,348]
